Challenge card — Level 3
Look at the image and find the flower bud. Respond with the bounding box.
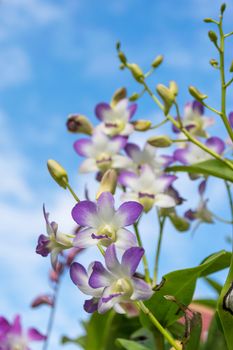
[169,213,190,232]
[208,30,218,44]
[129,92,140,101]
[220,3,226,15]
[156,84,175,115]
[132,120,152,131]
[151,55,164,68]
[111,87,127,107]
[169,81,178,97]
[118,51,127,65]
[203,18,215,23]
[229,60,233,73]
[127,63,144,83]
[47,159,68,189]
[147,135,172,148]
[188,86,207,101]
[209,59,219,68]
[66,114,93,135]
[96,169,117,199]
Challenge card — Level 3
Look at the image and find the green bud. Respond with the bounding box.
[132,120,152,131]
[127,63,144,83]
[169,214,190,232]
[220,3,226,15]
[203,18,215,23]
[96,169,117,199]
[156,84,175,115]
[147,135,172,148]
[169,81,178,96]
[119,64,125,70]
[116,41,121,50]
[151,55,164,68]
[188,86,208,101]
[118,51,127,65]
[47,159,69,189]
[209,59,219,68]
[229,60,233,73]
[66,114,93,135]
[208,30,218,43]
[111,87,127,107]
[129,92,140,101]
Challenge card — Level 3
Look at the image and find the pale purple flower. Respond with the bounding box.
[118,165,177,212]
[174,137,225,165]
[0,315,45,350]
[125,142,173,174]
[70,244,153,314]
[74,131,132,173]
[36,206,73,268]
[95,99,137,136]
[71,192,142,249]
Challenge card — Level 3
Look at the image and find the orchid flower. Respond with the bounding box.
[71,192,143,249]
[74,131,132,173]
[174,137,225,165]
[172,101,215,138]
[119,165,177,212]
[0,315,45,350]
[70,244,153,314]
[95,99,137,136]
[125,142,173,174]
[36,206,73,268]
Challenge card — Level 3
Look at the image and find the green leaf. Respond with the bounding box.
[192,299,216,309]
[61,335,86,347]
[204,276,223,294]
[116,339,151,350]
[217,256,233,350]
[141,250,230,328]
[183,312,202,350]
[204,314,227,350]
[166,159,233,182]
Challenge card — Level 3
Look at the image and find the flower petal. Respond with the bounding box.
[192,100,204,115]
[84,298,99,313]
[118,171,137,187]
[131,278,153,300]
[124,143,140,159]
[115,201,143,227]
[70,262,94,295]
[73,228,98,248]
[73,139,92,157]
[89,262,112,288]
[115,228,137,250]
[112,155,133,169]
[27,328,46,341]
[154,193,176,208]
[229,112,233,128]
[72,201,98,227]
[104,244,120,272]
[79,158,98,173]
[98,287,123,314]
[112,135,128,149]
[11,315,22,335]
[95,103,111,121]
[121,247,144,276]
[173,148,189,164]
[128,103,137,120]
[97,192,115,221]
[205,137,225,155]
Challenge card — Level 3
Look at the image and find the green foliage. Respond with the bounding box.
[116,328,156,350]
[204,314,227,350]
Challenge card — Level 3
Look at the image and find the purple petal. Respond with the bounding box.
[229,112,233,128]
[198,180,207,196]
[73,228,97,248]
[89,262,112,288]
[0,317,10,335]
[72,201,98,227]
[112,135,128,149]
[124,143,140,159]
[115,228,137,250]
[159,174,177,190]
[36,234,50,257]
[118,170,137,187]
[185,209,197,221]
[102,293,122,303]
[121,247,144,275]
[98,287,123,314]
[173,148,189,165]
[11,315,22,335]
[95,103,111,121]
[73,139,92,157]
[84,298,98,313]
[27,328,46,341]
[116,201,143,226]
[131,277,153,300]
[192,100,204,115]
[97,192,115,221]
[70,262,88,286]
[105,244,120,271]
[160,155,174,167]
[127,103,137,120]
[171,117,180,133]
[205,137,225,155]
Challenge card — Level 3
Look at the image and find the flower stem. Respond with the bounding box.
[153,214,166,286]
[133,222,151,284]
[141,80,233,171]
[42,277,61,350]
[66,183,80,202]
[137,301,182,350]
[225,181,233,252]
[150,118,169,130]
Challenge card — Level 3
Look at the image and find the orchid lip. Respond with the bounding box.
[91,233,110,240]
[138,192,155,199]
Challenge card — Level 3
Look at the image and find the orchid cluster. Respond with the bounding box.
[3,4,233,350]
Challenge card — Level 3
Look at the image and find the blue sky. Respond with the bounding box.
[1,0,233,349]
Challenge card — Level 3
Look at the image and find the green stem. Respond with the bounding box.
[224,31,233,38]
[153,215,166,286]
[141,80,233,171]
[137,301,182,350]
[150,118,169,130]
[225,181,233,252]
[201,101,222,116]
[66,183,80,202]
[211,212,233,224]
[218,18,233,142]
[225,77,233,88]
[133,222,151,284]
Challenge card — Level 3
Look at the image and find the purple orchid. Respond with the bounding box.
[125,142,173,174]
[36,206,73,268]
[71,192,142,249]
[174,137,225,165]
[74,131,132,173]
[0,315,45,350]
[118,165,177,212]
[95,99,137,136]
[70,244,153,314]
[172,101,215,137]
